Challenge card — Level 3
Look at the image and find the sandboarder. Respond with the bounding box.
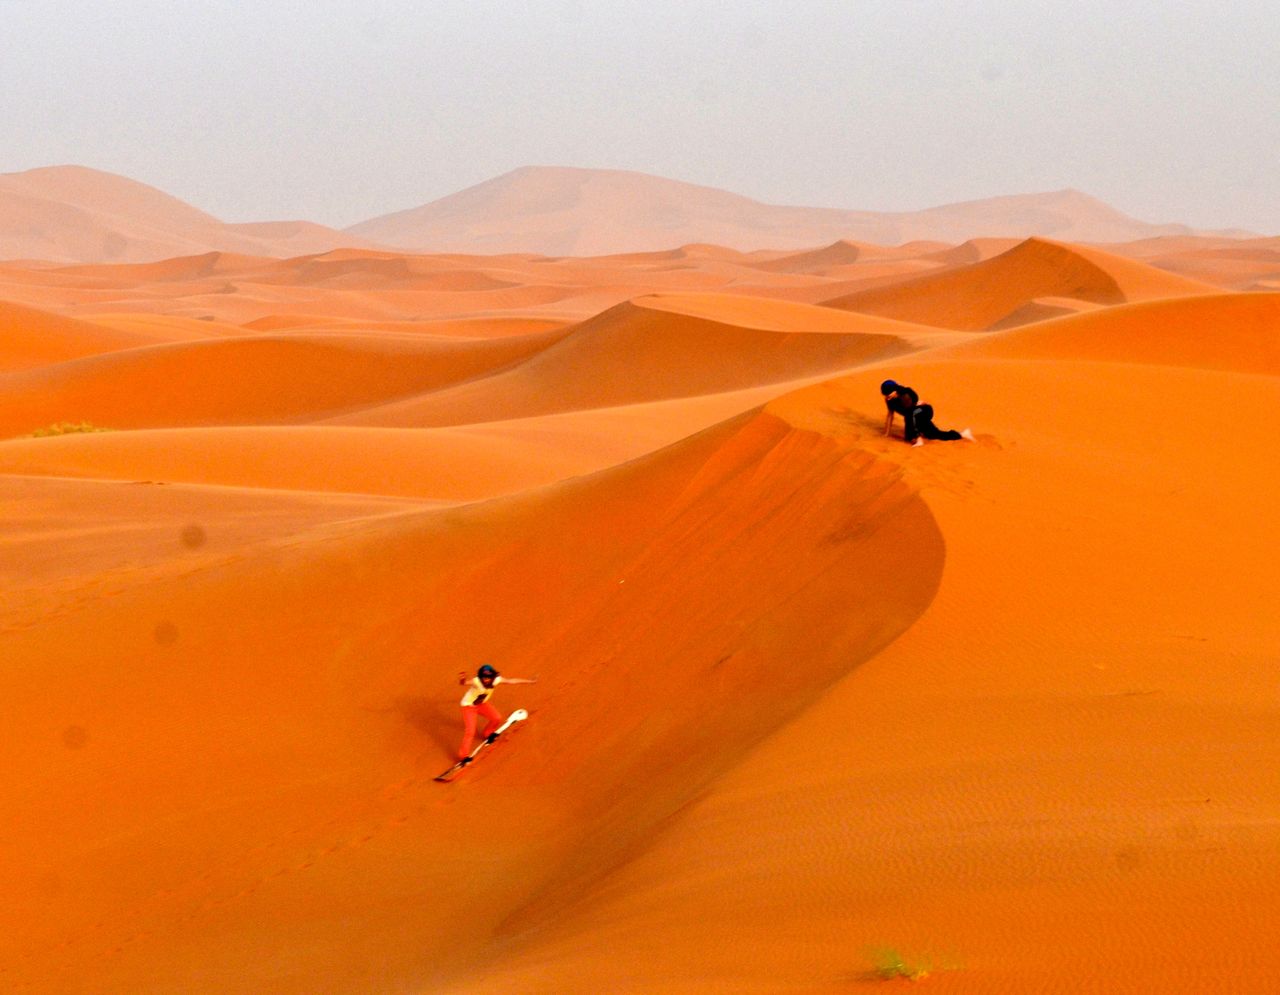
[880,379,973,446]
[455,664,535,759]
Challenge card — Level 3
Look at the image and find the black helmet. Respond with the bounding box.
[477,664,498,683]
[880,379,899,396]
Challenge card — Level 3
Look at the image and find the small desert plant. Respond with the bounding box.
[28,421,110,438]
[866,946,931,982]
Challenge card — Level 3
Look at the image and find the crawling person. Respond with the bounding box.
[880,379,973,446]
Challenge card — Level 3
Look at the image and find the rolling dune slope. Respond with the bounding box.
[0,425,600,501]
[84,312,251,343]
[947,291,1280,374]
[333,293,927,427]
[824,237,1216,330]
[0,328,569,435]
[0,300,152,371]
[2,401,939,993]
[436,294,1280,994]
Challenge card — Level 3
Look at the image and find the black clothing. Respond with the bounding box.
[885,383,962,442]
[884,385,919,418]
[906,403,962,442]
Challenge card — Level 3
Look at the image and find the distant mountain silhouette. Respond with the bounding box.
[0,165,381,263]
[346,166,1255,255]
[0,163,1256,264]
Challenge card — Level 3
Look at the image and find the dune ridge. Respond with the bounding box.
[0,166,383,263]
[331,293,926,427]
[0,328,570,436]
[946,291,1280,374]
[347,166,1252,255]
[0,299,152,371]
[824,237,1216,330]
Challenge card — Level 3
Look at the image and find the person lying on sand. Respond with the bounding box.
[456,664,536,759]
[880,379,974,447]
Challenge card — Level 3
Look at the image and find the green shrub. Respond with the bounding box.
[866,947,931,982]
[28,421,111,438]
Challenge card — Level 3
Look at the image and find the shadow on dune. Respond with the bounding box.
[389,695,459,757]
[354,403,948,987]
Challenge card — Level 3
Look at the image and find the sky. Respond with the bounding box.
[2,0,1277,233]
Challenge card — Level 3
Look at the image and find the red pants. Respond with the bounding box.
[458,702,502,759]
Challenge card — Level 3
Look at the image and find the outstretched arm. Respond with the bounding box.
[502,677,537,685]
[883,410,894,437]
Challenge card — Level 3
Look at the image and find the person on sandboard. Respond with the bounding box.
[456,664,535,760]
[880,379,973,446]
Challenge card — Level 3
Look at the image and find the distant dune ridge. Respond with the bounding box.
[0,163,1261,264]
[346,165,1257,255]
[0,165,383,263]
[823,236,1217,330]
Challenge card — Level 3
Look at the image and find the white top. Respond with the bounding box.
[460,676,502,707]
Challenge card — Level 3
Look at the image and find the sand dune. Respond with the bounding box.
[0,426,587,501]
[5,163,1259,268]
[53,250,278,284]
[748,238,887,274]
[948,291,1280,374]
[0,299,152,371]
[443,353,1280,992]
[2,397,940,992]
[0,328,569,436]
[348,166,1250,255]
[0,362,959,501]
[83,312,251,342]
[825,236,1216,330]
[4,227,1280,995]
[1125,239,1280,291]
[920,236,1023,266]
[10,231,1258,337]
[331,292,925,427]
[0,166,380,263]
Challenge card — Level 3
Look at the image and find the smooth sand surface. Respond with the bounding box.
[824,237,1216,330]
[327,294,928,427]
[2,234,1278,993]
[0,300,153,371]
[0,327,571,436]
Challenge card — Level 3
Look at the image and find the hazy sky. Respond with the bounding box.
[3,0,1277,232]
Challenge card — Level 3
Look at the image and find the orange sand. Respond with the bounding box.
[2,227,1279,995]
[824,237,1216,330]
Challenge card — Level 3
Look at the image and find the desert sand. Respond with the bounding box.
[2,219,1279,994]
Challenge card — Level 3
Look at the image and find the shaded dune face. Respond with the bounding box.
[749,239,877,273]
[1,406,941,993]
